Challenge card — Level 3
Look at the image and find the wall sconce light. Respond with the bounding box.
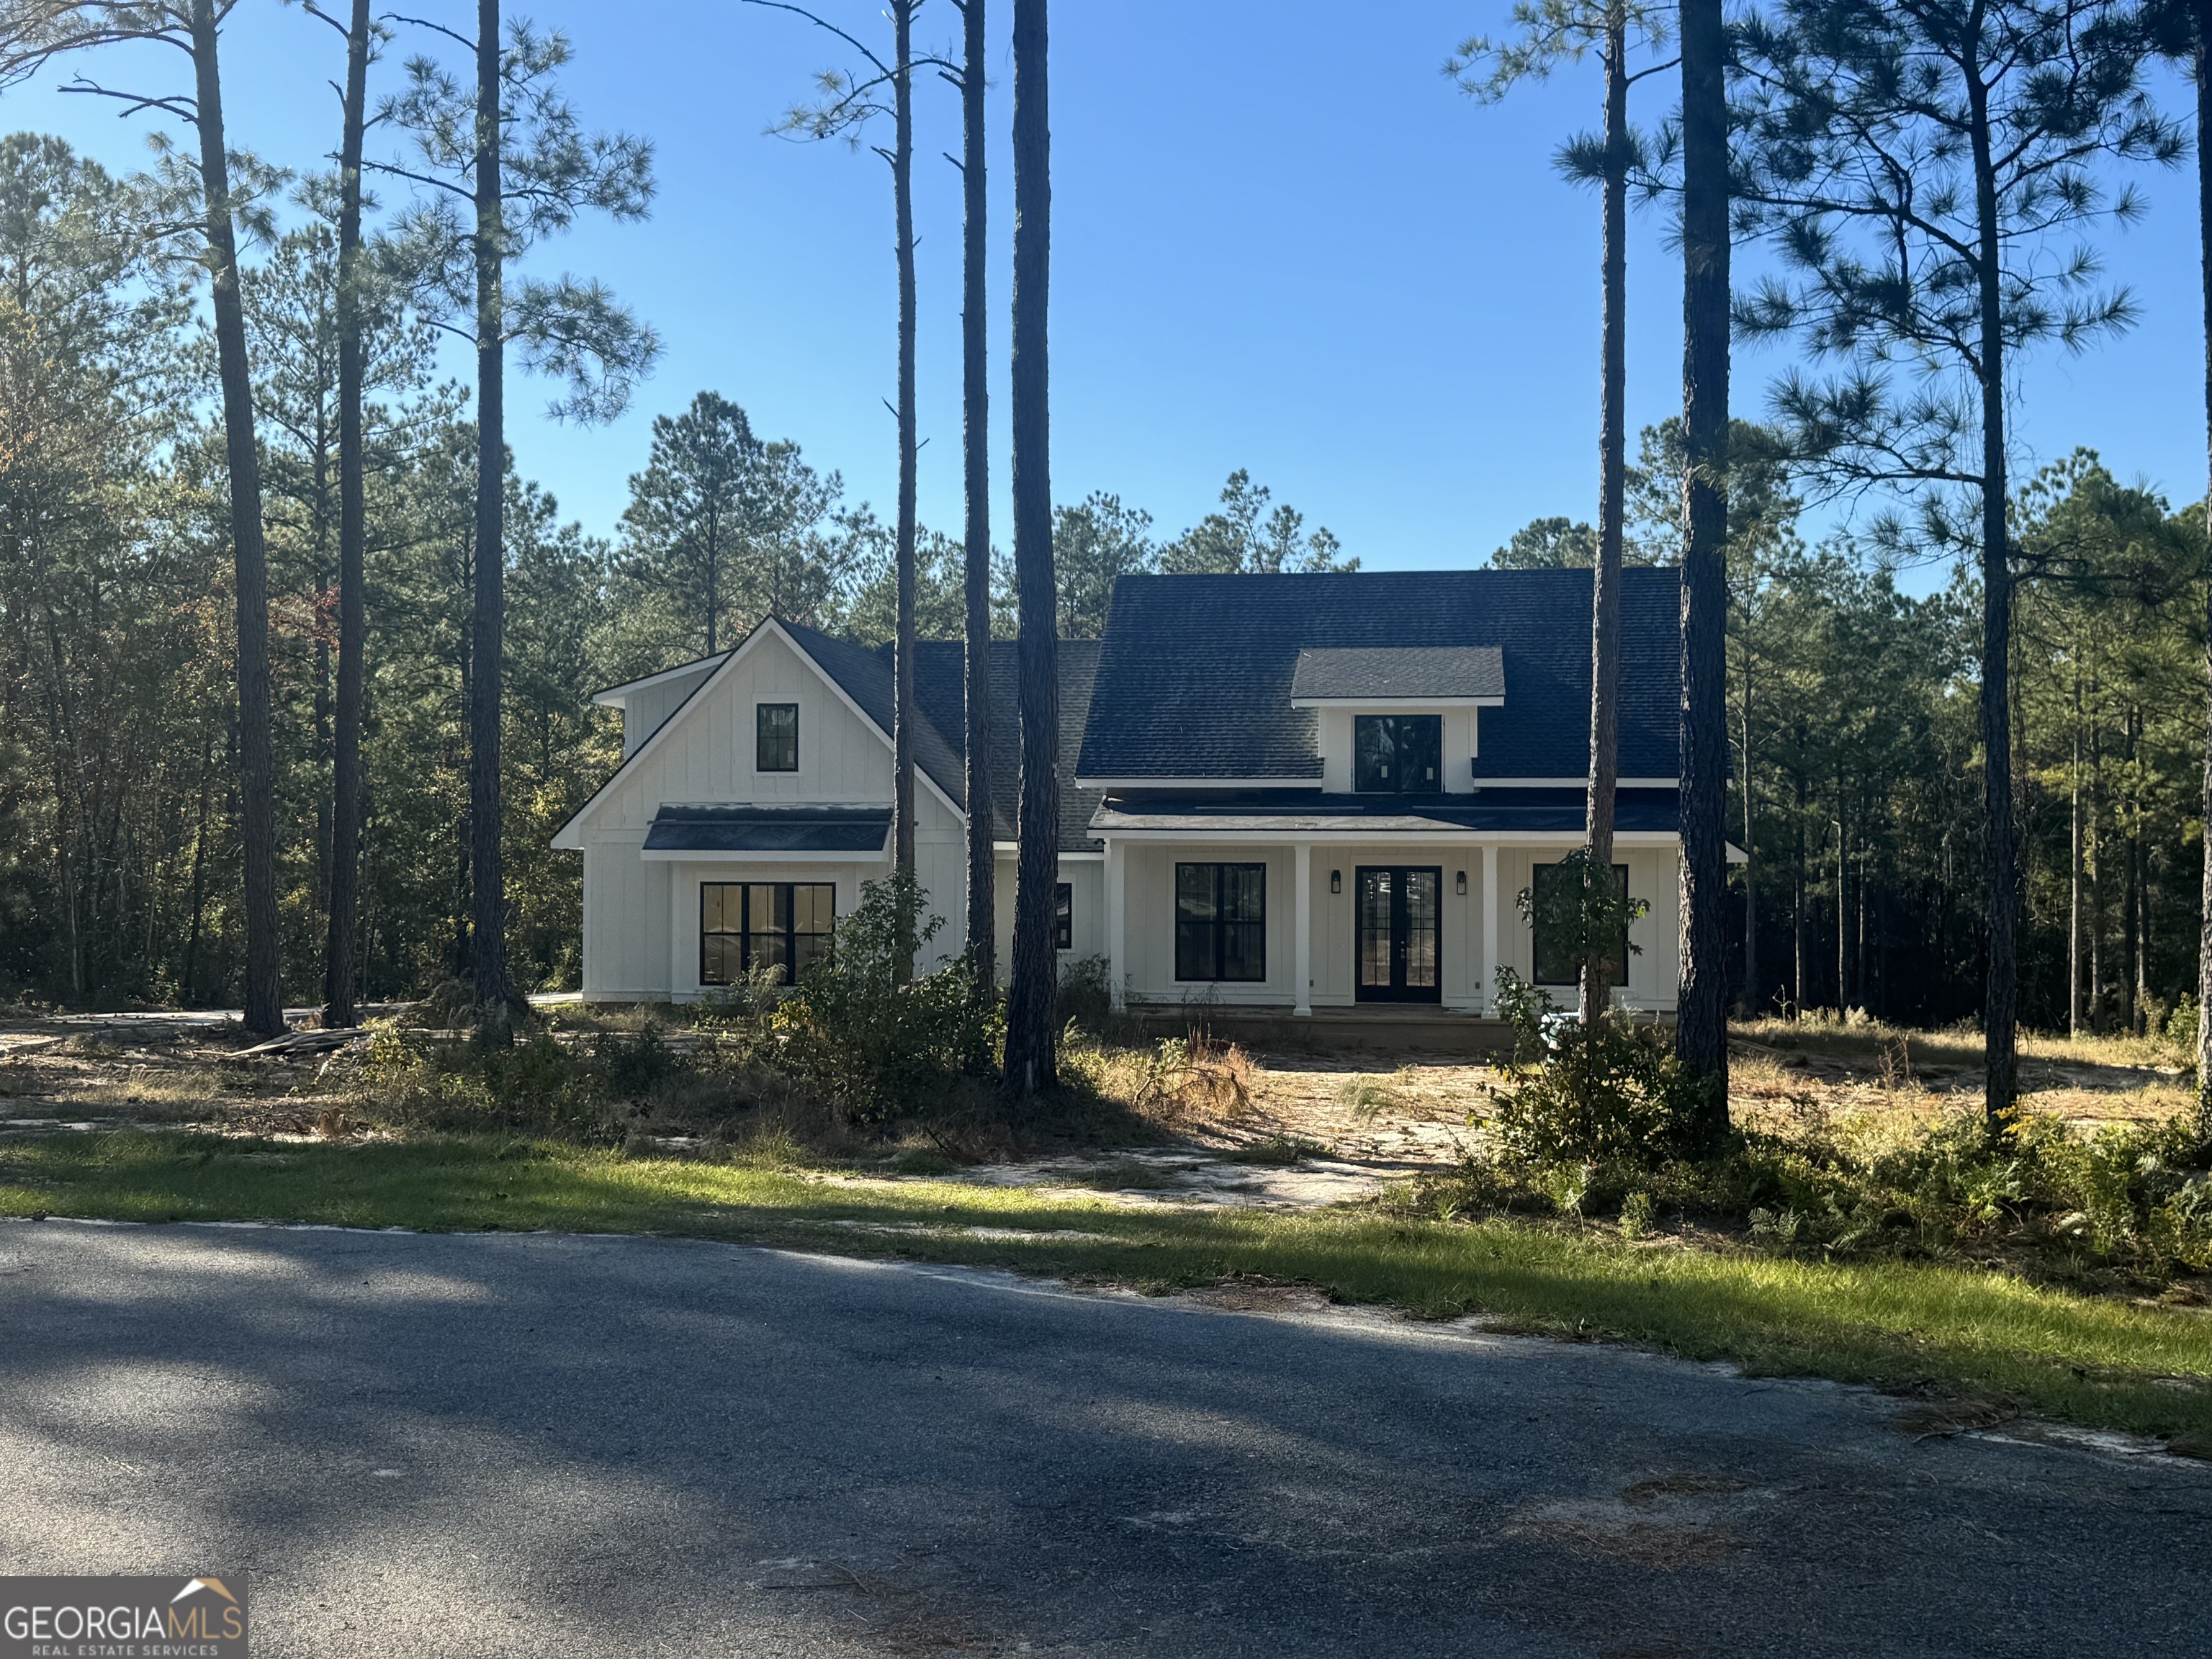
[1455,870,1467,895]
[1329,869,1341,894]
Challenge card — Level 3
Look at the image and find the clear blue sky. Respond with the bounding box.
[6,1,2203,569]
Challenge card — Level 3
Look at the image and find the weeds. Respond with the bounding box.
[1127,1033,1256,1125]
[1222,1133,1330,1165]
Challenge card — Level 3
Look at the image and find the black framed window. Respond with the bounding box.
[701,881,834,986]
[1354,714,1443,792]
[755,703,799,772]
[1055,882,1073,951]
[1531,862,1629,987]
[1175,863,1265,981]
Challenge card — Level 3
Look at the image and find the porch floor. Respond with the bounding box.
[1120,1002,1518,1056]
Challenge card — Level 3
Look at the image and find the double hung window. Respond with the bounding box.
[1175,863,1265,981]
[1353,714,1443,792]
[701,882,834,986]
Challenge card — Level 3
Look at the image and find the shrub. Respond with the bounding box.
[1056,954,1115,1035]
[1484,969,1709,1169]
[770,871,1001,1118]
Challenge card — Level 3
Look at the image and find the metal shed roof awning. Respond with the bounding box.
[642,804,892,856]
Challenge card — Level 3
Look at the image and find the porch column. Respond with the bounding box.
[1479,842,1499,1014]
[1105,837,1126,1011]
[1294,841,1312,1016]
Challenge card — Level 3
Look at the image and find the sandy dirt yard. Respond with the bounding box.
[1,1006,2196,1213]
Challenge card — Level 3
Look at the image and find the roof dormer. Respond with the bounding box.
[1290,647,1504,794]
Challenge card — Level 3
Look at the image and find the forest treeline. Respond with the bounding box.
[0,130,1354,1008]
[1,0,2208,1100]
[3,109,2200,1028]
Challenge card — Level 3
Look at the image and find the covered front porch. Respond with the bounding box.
[1094,789,1685,1023]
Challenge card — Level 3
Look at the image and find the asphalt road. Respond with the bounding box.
[1,1220,2207,1658]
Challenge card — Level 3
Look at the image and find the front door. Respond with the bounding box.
[1355,866,1442,1003]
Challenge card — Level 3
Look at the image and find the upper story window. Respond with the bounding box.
[756,703,799,772]
[1354,714,1442,792]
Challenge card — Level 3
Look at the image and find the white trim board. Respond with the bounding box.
[1287,696,1503,711]
[1094,830,1686,847]
[1074,777,1321,791]
[1078,775,1682,791]
[639,848,890,864]
[1471,778,1680,789]
[591,652,727,708]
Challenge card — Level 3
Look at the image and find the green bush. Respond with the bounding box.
[1485,968,1710,1168]
[770,871,1001,1118]
[1414,978,2212,1282]
[1056,954,1115,1035]
[350,1026,616,1141]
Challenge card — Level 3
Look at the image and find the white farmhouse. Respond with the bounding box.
[553,568,1689,1025]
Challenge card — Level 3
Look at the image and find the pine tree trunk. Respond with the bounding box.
[1581,6,1628,1027]
[1003,0,1058,1100]
[959,0,994,984]
[2090,686,2106,1033]
[1741,639,1758,1011]
[2070,665,2082,1038]
[1793,763,1807,1011]
[471,0,514,1039]
[1969,63,2018,1134]
[891,0,919,925]
[1674,0,1730,1117]
[189,0,282,1038]
[323,0,372,1029]
[2198,0,2212,1134]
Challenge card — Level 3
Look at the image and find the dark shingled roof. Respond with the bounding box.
[1077,569,1680,783]
[1290,645,1504,701]
[644,804,891,854]
[783,622,1103,853]
[1091,787,1680,836]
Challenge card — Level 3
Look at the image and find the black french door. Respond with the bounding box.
[1355,866,1442,1003]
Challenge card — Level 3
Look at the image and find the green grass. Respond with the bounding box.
[6,1130,2212,1445]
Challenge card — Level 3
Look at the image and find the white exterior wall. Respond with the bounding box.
[570,627,968,1000]
[615,662,719,760]
[991,853,1107,980]
[1109,837,1680,1013]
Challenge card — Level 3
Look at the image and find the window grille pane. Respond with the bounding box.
[1220,922,1265,981]
[1175,863,1218,922]
[1359,870,1392,987]
[1405,869,1439,987]
[1054,882,1072,951]
[793,884,835,935]
[1399,716,1442,789]
[1174,922,1212,982]
[1223,864,1264,924]
[1354,716,1393,792]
